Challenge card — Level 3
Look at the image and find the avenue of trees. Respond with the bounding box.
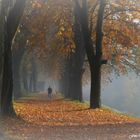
[0,0,140,116]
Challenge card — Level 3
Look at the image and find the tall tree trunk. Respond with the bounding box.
[31,53,37,92]
[81,0,106,108]
[61,1,85,101]
[60,58,70,97]
[0,1,5,114]
[0,0,26,116]
[68,69,84,101]
[90,0,105,108]
[13,47,25,99]
[29,73,33,92]
[22,67,29,92]
[1,27,14,115]
[13,25,29,99]
[90,59,101,108]
[28,52,37,93]
[68,1,85,101]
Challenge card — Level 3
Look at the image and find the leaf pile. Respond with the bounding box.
[13,93,140,126]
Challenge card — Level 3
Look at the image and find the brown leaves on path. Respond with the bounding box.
[13,93,140,126]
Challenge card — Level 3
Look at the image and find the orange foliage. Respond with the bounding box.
[13,93,140,126]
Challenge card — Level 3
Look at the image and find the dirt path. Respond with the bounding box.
[1,121,140,140]
[0,93,140,140]
[23,123,140,140]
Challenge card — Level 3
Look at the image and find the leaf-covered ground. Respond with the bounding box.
[0,93,140,140]
[13,93,140,126]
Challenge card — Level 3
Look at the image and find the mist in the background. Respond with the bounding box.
[83,72,140,117]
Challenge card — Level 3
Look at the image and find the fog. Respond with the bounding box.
[83,72,140,117]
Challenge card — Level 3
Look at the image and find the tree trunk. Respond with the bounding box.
[61,1,85,101]
[0,0,26,116]
[13,66,21,99]
[0,1,5,114]
[31,54,37,92]
[28,52,37,93]
[60,58,70,97]
[68,1,85,101]
[90,0,105,108]
[61,50,85,101]
[13,26,29,99]
[1,28,14,115]
[13,48,25,99]
[81,0,105,108]
[90,58,101,108]
[22,68,29,92]
[68,69,84,101]
[29,73,33,92]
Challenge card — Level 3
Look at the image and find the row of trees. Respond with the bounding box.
[0,0,140,116]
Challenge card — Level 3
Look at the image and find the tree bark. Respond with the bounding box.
[90,59,101,108]
[28,52,37,93]
[60,58,70,97]
[69,1,85,101]
[81,0,106,108]
[90,0,105,108]
[31,53,37,92]
[13,26,29,99]
[22,67,29,92]
[0,0,26,116]
[61,1,85,101]
[1,26,14,115]
[0,1,6,114]
[13,47,25,99]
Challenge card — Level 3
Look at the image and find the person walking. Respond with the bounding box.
[48,86,52,100]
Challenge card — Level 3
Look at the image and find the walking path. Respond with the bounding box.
[0,93,140,140]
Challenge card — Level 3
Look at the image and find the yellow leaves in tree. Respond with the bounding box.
[31,0,44,9]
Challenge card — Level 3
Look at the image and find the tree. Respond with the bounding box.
[23,0,86,101]
[0,0,26,116]
[0,0,6,114]
[80,0,106,108]
[79,0,140,108]
[60,1,85,101]
[12,26,28,99]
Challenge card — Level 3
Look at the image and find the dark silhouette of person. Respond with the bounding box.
[48,86,52,99]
